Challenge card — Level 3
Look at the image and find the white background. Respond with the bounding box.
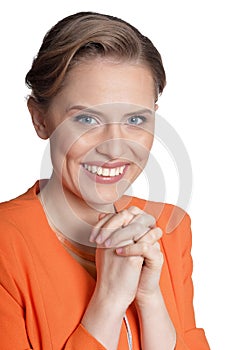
[0,1,232,348]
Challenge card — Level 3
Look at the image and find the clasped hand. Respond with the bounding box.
[89,206,164,310]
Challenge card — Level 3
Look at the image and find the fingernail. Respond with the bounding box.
[89,230,96,242]
[105,238,111,247]
[95,234,103,244]
[89,235,94,242]
[116,247,123,254]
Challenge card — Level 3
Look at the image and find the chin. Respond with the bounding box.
[83,188,121,206]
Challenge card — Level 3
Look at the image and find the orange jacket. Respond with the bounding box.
[0,181,210,349]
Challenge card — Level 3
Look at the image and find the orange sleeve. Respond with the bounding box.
[64,324,106,350]
[0,279,106,350]
[176,219,210,350]
[0,219,106,350]
[123,199,210,349]
[0,249,33,350]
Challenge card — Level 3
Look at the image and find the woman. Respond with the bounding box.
[0,11,210,350]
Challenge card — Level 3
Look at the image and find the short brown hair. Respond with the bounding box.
[25,12,166,110]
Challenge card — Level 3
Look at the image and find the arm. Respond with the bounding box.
[178,222,210,349]
[157,209,210,349]
[0,285,110,350]
[135,288,176,350]
[0,250,108,350]
[79,285,125,350]
[79,239,145,350]
[0,284,33,350]
[114,208,210,350]
[116,236,176,350]
[0,209,144,350]
[92,206,176,349]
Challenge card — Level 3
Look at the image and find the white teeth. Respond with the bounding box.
[91,165,97,174]
[119,166,124,174]
[109,168,116,177]
[97,167,102,176]
[102,168,110,176]
[83,164,126,177]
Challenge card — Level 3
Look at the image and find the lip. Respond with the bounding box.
[82,163,129,184]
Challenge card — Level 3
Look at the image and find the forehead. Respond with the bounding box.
[57,60,156,108]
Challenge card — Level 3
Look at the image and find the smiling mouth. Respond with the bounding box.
[83,163,126,177]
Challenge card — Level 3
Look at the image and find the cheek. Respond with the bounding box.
[133,130,154,153]
[65,133,99,162]
[144,133,154,150]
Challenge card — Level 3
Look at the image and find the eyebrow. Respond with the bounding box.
[67,104,154,117]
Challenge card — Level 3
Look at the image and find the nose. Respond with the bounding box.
[95,123,126,159]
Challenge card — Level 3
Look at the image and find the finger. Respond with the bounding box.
[94,209,135,244]
[115,240,161,256]
[89,208,138,243]
[104,222,149,248]
[89,212,115,242]
[127,215,156,242]
[129,209,156,235]
[136,227,163,244]
[99,213,107,220]
[116,241,164,269]
[126,206,144,218]
[96,206,147,243]
[101,216,157,248]
[96,208,155,245]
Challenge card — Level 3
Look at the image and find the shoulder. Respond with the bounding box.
[0,181,42,248]
[117,195,192,257]
[118,195,191,234]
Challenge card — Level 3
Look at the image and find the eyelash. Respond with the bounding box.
[73,114,147,126]
[127,116,147,125]
[73,115,99,125]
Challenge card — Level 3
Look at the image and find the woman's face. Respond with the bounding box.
[43,59,157,208]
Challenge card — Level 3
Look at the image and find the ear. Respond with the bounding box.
[154,103,159,112]
[27,97,50,140]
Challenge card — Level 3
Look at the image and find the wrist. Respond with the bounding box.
[136,286,163,310]
[81,290,126,350]
[135,288,176,350]
[89,288,127,318]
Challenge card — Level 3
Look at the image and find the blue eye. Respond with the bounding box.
[127,116,146,125]
[74,115,98,125]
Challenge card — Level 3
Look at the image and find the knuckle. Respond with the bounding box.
[128,255,143,266]
[141,242,149,254]
[155,227,163,238]
[154,241,161,249]
[150,228,162,241]
[128,206,143,215]
[122,209,128,216]
[157,251,164,264]
[152,250,164,268]
[159,252,164,265]
[143,212,155,225]
[149,214,156,226]
[134,222,144,232]
[120,209,129,221]
[149,230,156,241]
[100,226,111,237]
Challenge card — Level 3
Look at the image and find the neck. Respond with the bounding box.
[38,173,116,246]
